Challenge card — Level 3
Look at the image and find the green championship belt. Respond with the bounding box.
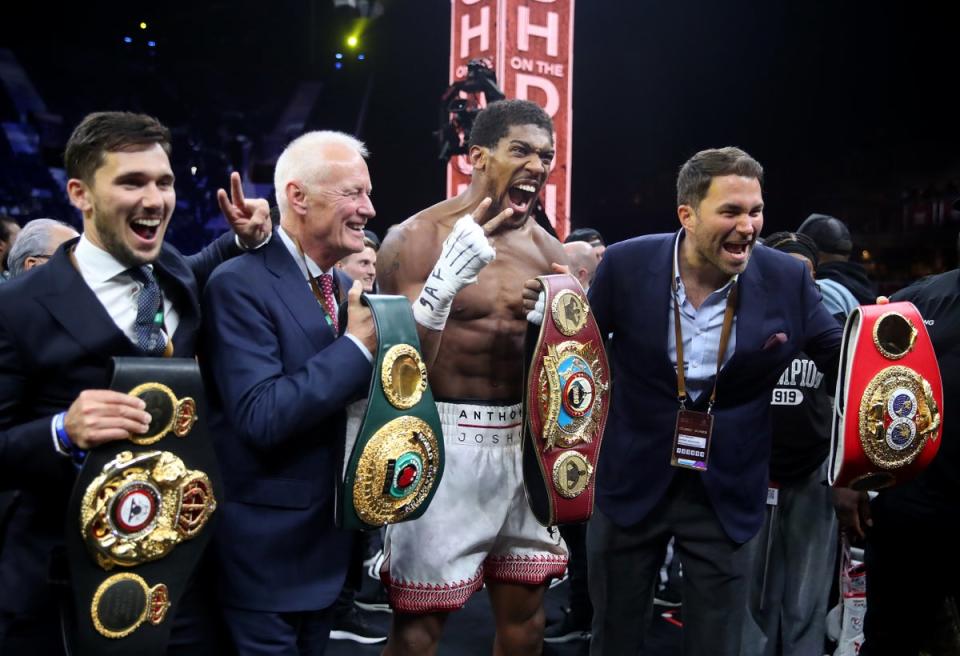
[337,294,444,531]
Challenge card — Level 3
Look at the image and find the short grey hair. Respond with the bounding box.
[8,218,77,277]
[273,131,369,216]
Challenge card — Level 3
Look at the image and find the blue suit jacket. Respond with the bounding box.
[200,233,372,612]
[588,233,841,543]
[0,233,236,614]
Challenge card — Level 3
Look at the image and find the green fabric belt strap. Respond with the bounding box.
[339,294,445,531]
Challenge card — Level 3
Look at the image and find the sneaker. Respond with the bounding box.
[329,606,387,644]
[653,584,682,607]
[543,608,591,643]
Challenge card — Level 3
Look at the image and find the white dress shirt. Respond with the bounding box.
[74,235,179,345]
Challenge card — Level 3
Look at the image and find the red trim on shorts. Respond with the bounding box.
[382,559,484,614]
[483,553,568,585]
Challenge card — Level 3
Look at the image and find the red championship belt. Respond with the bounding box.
[522,274,611,526]
[829,302,943,490]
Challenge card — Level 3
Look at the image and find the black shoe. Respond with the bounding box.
[543,608,591,643]
[330,606,387,644]
[354,582,391,613]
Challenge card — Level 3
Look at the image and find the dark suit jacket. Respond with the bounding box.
[200,234,371,612]
[588,233,841,544]
[0,232,238,615]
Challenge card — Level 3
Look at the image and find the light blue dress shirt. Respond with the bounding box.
[667,231,738,403]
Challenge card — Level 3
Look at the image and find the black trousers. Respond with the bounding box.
[860,495,960,656]
[587,471,750,656]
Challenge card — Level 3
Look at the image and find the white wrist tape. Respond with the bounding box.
[413,214,495,330]
[526,290,546,326]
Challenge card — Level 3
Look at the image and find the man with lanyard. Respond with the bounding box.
[583,147,841,655]
[200,130,377,655]
[0,111,270,654]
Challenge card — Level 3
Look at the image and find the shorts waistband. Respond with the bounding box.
[437,401,523,448]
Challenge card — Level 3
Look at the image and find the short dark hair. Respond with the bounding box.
[0,215,18,242]
[565,227,605,246]
[468,99,553,150]
[676,147,764,208]
[65,112,172,183]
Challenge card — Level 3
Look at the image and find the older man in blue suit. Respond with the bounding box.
[201,131,377,655]
[585,147,842,656]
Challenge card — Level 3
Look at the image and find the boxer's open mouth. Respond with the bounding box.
[508,182,538,213]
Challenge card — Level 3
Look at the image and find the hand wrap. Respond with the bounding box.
[413,214,495,330]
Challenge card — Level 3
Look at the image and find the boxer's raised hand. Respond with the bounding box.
[522,262,570,325]
[413,197,512,331]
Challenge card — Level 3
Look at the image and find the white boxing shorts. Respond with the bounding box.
[382,401,567,613]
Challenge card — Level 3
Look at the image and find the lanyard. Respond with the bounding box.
[293,234,339,332]
[672,267,738,412]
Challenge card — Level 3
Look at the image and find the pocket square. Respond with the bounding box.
[763,332,788,350]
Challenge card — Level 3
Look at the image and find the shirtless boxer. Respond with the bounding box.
[376,99,568,655]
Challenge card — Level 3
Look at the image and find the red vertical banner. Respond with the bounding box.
[449,0,574,240]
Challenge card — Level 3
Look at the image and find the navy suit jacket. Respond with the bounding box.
[0,233,237,614]
[200,233,372,612]
[588,233,842,543]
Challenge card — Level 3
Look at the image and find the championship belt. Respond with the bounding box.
[829,302,943,490]
[64,358,221,656]
[337,294,444,531]
[522,274,610,526]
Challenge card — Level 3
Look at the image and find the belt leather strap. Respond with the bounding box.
[522,274,611,526]
[337,294,444,531]
[829,302,943,490]
[64,358,221,656]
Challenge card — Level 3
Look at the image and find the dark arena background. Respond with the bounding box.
[2,2,960,654]
[3,0,960,292]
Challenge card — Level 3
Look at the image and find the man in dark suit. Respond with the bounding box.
[0,111,269,654]
[584,147,842,655]
[200,130,377,655]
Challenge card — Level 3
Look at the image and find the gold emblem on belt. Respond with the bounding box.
[90,572,171,639]
[859,365,941,470]
[80,450,217,569]
[552,451,593,499]
[127,382,198,445]
[352,416,441,526]
[380,344,429,410]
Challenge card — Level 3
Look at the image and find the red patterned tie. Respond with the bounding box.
[318,272,340,334]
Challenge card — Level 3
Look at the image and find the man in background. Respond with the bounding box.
[337,229,379,292]
[6,218,79,278]
[562,240,598,292]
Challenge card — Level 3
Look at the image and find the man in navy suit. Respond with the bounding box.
[0,111,269,654]
[200,130,377,655]
[584,147,842,655]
